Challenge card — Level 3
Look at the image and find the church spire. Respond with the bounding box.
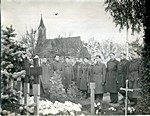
[37,15,46,47]
[38,15,46,29]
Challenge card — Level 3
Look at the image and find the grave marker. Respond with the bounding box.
[24,58,30,105]
[24,56,42,115]
[31,56,42,116]
[90,82,95,114]
[120,80,133,116]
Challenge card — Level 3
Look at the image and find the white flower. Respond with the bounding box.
[54,101,65,112]
[42,109,51,115]
[78,103,82,108]
[1,61,6,65]
[30,65,34,67]
[18,58,23,61]
[128,107,135,113]
[17,77,21,81]
[70,111,75,116]
[2,69,11,78]
[28,97,83,115]
[19,106,23,111]
[94,103,97,107]
[49,107,59,115]
[65,101,73,106]
[22,54,27,59]
[65,105,73,112]
[72,104,81,112]
[97,102,101,106]
[95,109,99,114]
[46,100,53,106]
[6,64,13,69]
[108,107,116,111]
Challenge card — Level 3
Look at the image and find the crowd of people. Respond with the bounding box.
[40,52,141,106]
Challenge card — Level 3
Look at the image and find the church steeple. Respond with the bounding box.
[38,16,46,29]
[37,15,46,45]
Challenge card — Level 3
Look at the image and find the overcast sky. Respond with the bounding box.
[2,0,143,44]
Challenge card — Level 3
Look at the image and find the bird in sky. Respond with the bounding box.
[55,13,58,16]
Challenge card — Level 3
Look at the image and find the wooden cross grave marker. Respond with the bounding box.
[24,58,30,105]
[120,80,133,116]
[90,82,95,114]
[24,56,42,116]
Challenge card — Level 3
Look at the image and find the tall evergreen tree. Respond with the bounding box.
[137,0,150,114]
[1,25,27,109]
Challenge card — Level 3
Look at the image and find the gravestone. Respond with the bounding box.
[120,80,133,116]
[90,82,95,114]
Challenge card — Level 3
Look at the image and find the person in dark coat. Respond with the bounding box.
[40,58,49,94]
[62,57,74,93]
[93,55,106,101]
[87,59,95,98]
[80,57,90,98]
[52,55,63,75]
[106,53,119,104]
[73,58,81,89]
[77,58,84,91]
[128,53,141,106]
[118,53,130,103]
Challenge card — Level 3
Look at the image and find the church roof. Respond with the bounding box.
[35,17,90,58]
[35,36,85,58]
[38,16,46,29]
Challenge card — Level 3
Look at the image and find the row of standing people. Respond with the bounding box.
[49,52,141,105]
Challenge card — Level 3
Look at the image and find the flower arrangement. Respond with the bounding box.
[108,107,117,111]
[121,106,136,115]
[94,102,102,114]
[20,96,84,116]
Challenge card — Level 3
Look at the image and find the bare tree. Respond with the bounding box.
[20,28,37,58]
[85,38,124,62]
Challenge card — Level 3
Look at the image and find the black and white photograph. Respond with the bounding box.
[1,0,150,115]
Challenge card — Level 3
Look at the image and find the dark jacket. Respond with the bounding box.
[106,59,119,93]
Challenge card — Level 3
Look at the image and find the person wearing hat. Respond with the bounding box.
[106,52,119,104]
[93,55,106,101]
[117,52,130,104]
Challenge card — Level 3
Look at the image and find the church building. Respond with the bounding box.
[35,16,90,59]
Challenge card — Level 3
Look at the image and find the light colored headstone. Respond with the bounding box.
[33,84,40,116]
[90,82,95,114]
[24,83,30,105]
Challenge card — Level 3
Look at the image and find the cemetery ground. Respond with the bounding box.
[40,90,139,115]
[1,58,138,115]
[1,90,138,116]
